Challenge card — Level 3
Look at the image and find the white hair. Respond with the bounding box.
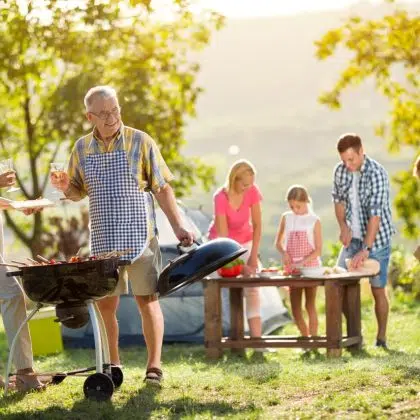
[84,85,118,110]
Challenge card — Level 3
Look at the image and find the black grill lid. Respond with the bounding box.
[157,238,246,297]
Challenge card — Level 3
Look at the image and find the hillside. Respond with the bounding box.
[181,4,418,262]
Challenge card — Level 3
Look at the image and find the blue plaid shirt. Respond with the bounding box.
[332,155,395,251]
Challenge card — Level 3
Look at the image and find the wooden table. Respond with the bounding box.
[204,273,374,359]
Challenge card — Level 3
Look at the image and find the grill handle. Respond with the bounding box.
[6,271,23,277]
[176,240,200,255]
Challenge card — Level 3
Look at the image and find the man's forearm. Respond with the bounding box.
[64,183,84,202]
[364,216,380,248]
[154,184,182,231]
[334,203,347,229]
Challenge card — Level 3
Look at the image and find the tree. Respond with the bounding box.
[0,0,223,256]
[315,0,420,239]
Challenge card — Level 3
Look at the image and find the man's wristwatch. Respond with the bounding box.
[362,244,372,253]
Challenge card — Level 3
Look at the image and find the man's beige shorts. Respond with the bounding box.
[113,237,162,296]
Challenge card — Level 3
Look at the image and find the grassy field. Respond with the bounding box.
[0,289,419,419]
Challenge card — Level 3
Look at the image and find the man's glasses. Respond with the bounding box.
[89,106,121,121]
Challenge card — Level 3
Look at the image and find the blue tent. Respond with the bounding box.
[62,205,291,348]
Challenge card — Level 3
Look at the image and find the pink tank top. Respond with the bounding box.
[208,184,262,244]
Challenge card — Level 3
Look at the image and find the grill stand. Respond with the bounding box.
[4,300,118,401]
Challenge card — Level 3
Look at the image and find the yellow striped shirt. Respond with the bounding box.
[67,125,174,238]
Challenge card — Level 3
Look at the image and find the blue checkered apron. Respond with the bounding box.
[85,145,149,262]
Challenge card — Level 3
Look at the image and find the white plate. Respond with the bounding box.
[9,198,55,210]
[300,267,326,277]
[258,271,280,278]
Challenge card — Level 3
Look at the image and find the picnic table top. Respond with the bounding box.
[206,271,377,285]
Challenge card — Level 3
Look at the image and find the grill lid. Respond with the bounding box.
[157,238,246,297]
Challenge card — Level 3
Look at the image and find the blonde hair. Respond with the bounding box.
[414,155,420,178]
[286,185,311,203]
[225,159,256,192]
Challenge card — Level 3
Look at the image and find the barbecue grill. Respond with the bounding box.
[4,256,129,401]
[4,237,246,401]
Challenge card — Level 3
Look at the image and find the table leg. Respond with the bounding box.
[230,287,245,356]
[204,279,223,359]
[345,281,362,351]
[325,280,343,357]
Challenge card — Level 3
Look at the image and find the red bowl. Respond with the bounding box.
[217,264,243,278]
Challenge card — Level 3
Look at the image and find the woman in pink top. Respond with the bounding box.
[208,159,263,338]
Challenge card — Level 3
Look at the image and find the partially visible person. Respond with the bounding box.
[275,185,322,337]
[413,155,420,261]
[208,159,263,339]
[0,173,46,392]
[413,155,420,178]
[332,133,395,349]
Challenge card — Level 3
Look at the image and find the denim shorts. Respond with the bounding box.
[337,238,391,288]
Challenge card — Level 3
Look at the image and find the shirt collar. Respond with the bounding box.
[359,155,370,174]
[92,124,124,151]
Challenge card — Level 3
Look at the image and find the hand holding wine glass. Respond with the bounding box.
[0,159,19,192]
[50,162,70,193]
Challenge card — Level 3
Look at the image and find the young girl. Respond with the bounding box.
[275,185,322,337]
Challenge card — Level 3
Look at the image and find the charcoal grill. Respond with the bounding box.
[4,257,130,401]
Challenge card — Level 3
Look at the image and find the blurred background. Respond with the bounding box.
[0,0,418,266]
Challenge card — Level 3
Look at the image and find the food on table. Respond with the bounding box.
[323,266,347,275]
[345,258,380,274]
[283,266,301,276]
[259,266,281,277]
[260,266,280,273]
[217,258,245,278]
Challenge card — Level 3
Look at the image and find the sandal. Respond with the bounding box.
[16,374,47,392]
[144,367,163,387]
[0,375,16,390]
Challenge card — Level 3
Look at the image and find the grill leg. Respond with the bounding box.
[87,301,103,374]
[4,303,43,396]
[93,302,111,366]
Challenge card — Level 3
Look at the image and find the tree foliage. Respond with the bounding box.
[0,0,223,256]
[315,1,420,239]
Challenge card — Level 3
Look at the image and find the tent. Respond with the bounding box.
[62,205,291,348]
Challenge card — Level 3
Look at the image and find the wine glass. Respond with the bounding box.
[50,162,66,195]
[0,158,20,193]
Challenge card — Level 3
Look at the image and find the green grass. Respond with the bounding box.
[0,293,419,419]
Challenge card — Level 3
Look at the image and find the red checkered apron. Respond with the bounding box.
[286,231,319,267]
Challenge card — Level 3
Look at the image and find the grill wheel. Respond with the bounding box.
[83,373,114,401]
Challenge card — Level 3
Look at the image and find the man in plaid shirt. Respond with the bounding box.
[332,133,395,349]
[51,86,194,387]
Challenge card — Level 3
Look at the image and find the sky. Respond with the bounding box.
[189,0,362,18]
[151,0,419,20]
[23,0,420,22]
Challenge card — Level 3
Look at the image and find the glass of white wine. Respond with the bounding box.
[50,162,66,195]
[0,158,20,193]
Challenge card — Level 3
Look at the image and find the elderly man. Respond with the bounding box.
[332,133,395,349]
[51,85,194,386]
